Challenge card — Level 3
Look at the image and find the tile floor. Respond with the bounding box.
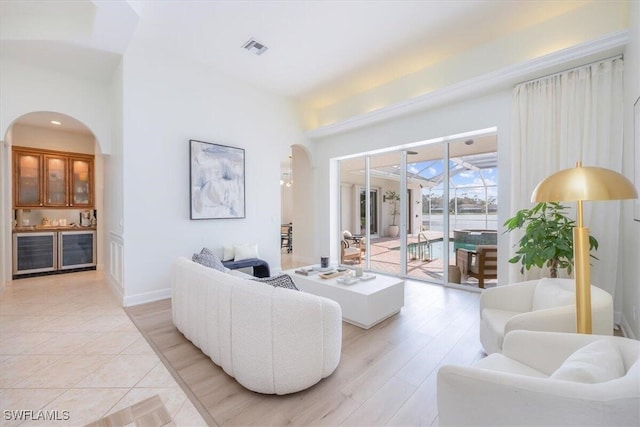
[0,271,207,427]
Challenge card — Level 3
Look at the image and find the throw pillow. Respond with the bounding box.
[222,245,235,261]
[192,248,226,272]
[550,339,625,383]
[532,278,575,311]
[234,243,259,261]
[253,274,299,291]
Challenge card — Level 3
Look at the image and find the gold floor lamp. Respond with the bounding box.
[531,162,638,334]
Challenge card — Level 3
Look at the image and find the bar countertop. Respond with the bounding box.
[13,225,97,233]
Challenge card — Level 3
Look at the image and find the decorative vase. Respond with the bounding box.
[448,265,462,284]
[387,225,399,237]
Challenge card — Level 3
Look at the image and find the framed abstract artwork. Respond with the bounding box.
[190,139,245,219]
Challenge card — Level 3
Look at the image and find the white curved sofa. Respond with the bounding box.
[171,257,342,394]
[480,278,613,354]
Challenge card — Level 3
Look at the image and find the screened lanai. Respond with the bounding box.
[338,132,498,289]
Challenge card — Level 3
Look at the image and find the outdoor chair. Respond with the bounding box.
[457,244,497,288]
[341,239,362,264]
[281,223,292,253]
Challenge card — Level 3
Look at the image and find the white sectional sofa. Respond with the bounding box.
[171,257,342,394]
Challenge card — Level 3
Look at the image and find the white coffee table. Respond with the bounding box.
[284,267,405,329]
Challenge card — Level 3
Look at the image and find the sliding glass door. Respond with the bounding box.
[406,145,447,282]
[338,131,498,288]
[448,139,498,287]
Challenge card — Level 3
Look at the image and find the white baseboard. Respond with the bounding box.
[123,288,171,307]
[619,313,637,340]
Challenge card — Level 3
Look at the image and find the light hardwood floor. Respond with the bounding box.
[126,275,484,427]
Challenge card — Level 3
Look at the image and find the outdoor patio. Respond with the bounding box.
[356,232,498,289]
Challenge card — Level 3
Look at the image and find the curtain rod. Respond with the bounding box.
[518,54,623,86]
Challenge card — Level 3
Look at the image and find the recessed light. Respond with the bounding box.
[50,120,61,125]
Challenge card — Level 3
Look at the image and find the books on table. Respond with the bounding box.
[294,265,333,276]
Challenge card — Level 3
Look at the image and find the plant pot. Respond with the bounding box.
[448,265,462,284]
[387,225,399,237]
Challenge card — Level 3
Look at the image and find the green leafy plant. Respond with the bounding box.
[503,202,598,278]
[384,190,400,226]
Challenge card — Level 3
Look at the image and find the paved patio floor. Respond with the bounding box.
[347,234,497,290]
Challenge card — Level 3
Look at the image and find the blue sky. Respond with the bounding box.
[409,159,498,201]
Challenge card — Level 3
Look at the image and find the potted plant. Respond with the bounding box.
[384,190,400,237]
[503,202,598,278]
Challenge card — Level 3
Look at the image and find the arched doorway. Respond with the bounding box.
[279,144,314,270]
[2,111,105,284]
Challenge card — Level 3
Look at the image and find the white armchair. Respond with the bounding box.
[438,330,640,427]
[480,278,613,354]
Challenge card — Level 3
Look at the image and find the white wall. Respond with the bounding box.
[290,145,315,266]
[378,182,422,236]
[11,124,95,154]
[339,183,356,235]
[339,171,379,236]
[281,184,293,224]
[119,41,302,304]
[104,61,125,298]
[340,170,422,238]
[0,58,112,155]
[0,138,9,289]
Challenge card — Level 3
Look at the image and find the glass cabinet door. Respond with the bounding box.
[70,158,92,207]
[14,152,42,207]
[44,155,69,206]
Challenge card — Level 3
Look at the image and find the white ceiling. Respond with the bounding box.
[1,1,596,178]
[134,0,589,103]
[1,0,590,101]
[0,0,139,83]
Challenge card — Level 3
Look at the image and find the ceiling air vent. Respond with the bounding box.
[242,38,268,56]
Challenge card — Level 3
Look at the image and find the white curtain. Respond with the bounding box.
[509,57,624,300]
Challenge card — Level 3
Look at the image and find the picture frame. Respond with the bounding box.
[635,96,640,222]
[190,139,245,220]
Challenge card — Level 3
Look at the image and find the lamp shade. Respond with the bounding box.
[532,163,638,202]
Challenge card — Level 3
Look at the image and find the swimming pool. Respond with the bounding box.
[406,240,455,261]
